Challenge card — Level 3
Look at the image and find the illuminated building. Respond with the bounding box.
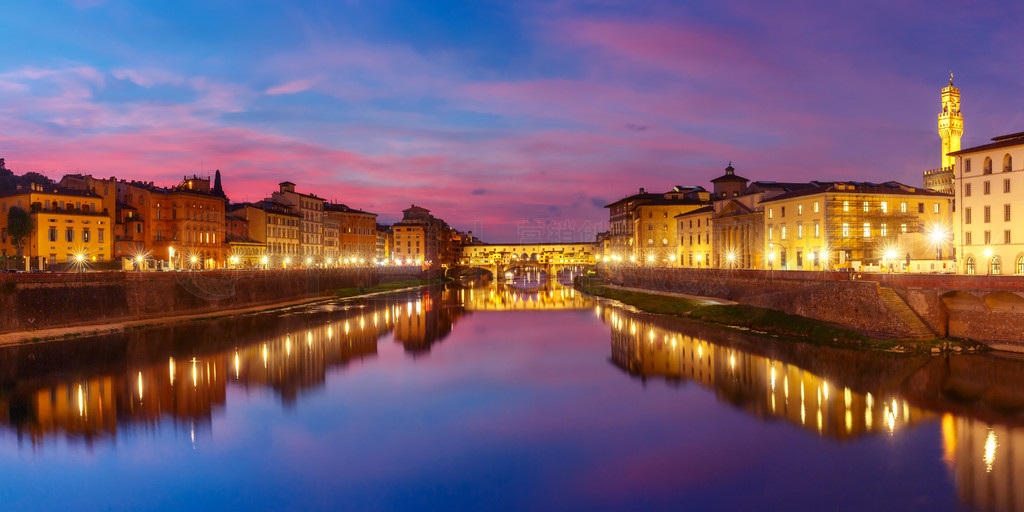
[268,182,325,261]
[0,183,113,267]
[376,224,393,261]
[325,203,378,264]
[949,129,1024,274]
[709,164,819,268]
[676,205,713,267]
[392,205,457,267]
[762,182,952,271]
[232,202,301,267]
[224,209,266,268]
[149,176,230,269]
[604,186,711,264]
[924,74,963,194]
[323,215,340,262]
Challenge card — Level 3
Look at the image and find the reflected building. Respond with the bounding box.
[394,287,464,354]
[603,305,933,440]
[0,295,420,446]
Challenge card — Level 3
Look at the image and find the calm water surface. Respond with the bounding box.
[0,280,1022,511]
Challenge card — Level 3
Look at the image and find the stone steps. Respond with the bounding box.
[878,287,934,339]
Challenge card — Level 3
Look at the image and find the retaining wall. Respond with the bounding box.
[0,268,427,334]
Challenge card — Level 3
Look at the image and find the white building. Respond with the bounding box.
[950,131,1024,275]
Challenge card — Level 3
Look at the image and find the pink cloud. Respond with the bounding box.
[265,79,318,96]
[112,68,184,88]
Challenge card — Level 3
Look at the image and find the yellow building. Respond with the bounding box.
[762,182,952,271]
[0,183,113,268]
[234,202,301,267]
[676,205,713,267]
[604,186,711,264]
[392,223,425,264]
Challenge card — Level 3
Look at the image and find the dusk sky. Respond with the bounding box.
[2,0,1024,242]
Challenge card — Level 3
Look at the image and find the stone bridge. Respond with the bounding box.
[454,243,596,281]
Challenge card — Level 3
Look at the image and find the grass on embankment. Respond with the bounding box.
[575,277,956,351]
[332,278,449,298]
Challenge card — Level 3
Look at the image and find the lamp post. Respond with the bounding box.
[984,247,993,275]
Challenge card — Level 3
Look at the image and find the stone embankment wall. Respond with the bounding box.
[602,268,1024,348]
[0,268,426,334]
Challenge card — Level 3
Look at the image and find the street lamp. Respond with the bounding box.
[984,247,994,275]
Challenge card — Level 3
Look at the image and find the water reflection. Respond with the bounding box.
[600,303,1024,512]
[0,281,590,447]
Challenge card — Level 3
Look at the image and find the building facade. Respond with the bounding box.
[325,204,378,264]
[269,182,325,260]
[0,183,113,267]
[950,132,1024,275]
[762,182,952,271]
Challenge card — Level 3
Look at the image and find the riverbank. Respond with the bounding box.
[576,277,982,354]
[0,281,436,347]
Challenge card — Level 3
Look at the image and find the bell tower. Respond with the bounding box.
[938,72,963,169]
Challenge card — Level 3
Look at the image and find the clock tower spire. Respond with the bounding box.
[938,72,964,169]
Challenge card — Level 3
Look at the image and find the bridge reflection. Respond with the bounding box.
[601,303,1024,512]
[461,281,594,311]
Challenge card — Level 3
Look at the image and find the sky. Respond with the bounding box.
[2,0,1024,242]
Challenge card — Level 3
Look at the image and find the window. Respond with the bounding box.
[842,223,849,237]
[933,203,940,214]
[992,256,1002,275]
[984,157,992,174]
[965,207,972,224]
[965,183,972,196]
[768,227,773,241]
[1004,154,1013,172]
[1006,204,1012,222]
[918,202,925,213]
[65,228,74,242]
[47,227,57,242]
[813,202,819,213]
[965,159,972,173]
[984,206,991,223]
[965,232,972,245]
[984,231,991,245]
[82,229,90,243]
[900,202,907,213]
[796,251,803,267]
[797,223,803,239]
[880,223,887,237]
[781,225,787,240]
[966,257,976,274]
[863,222,870,238]
[798,204,803,215]
[900,223,908,234]
[881,202,888,213]
[1005,230,1012,244]
[1017,256,1024,275]
[863,201,869,212]
[814,221,819,238]
[843,201,849,212]
[984,181,991,195]
[781,206,786,217]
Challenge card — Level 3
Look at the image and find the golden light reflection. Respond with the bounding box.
[169,357,176,386]
[138,371,143,401]
[77,384,84,417]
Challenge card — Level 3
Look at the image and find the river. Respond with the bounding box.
[0,279,1020,511]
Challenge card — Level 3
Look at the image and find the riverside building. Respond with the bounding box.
[0,183,113,268]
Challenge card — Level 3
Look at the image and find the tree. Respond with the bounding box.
[7,206,34,260]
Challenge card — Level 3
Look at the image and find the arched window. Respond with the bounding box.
[1017,256,1024,275]
[780,248,787,270]
[991,256,1002,275]
[1005,154,1013,172]
[966,257,976,275]
[984,158,993,175]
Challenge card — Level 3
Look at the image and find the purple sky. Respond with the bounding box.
[2,1,1023,241]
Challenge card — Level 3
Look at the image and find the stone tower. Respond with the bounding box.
[938,72,964,169]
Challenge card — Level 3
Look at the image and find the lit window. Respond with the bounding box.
[880,202,887,213]
[880,223,887,236]
[797,223,803,239]
[863,223,870,237]
[798,204,803,215]
[813,221,819,238]
[863,201,869,212]
[933,203,940,214]
[900,202,907,213]
[813,202,819,213]
[900,223,907,234]
[843,201,849,212]
[842,223,849,237]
